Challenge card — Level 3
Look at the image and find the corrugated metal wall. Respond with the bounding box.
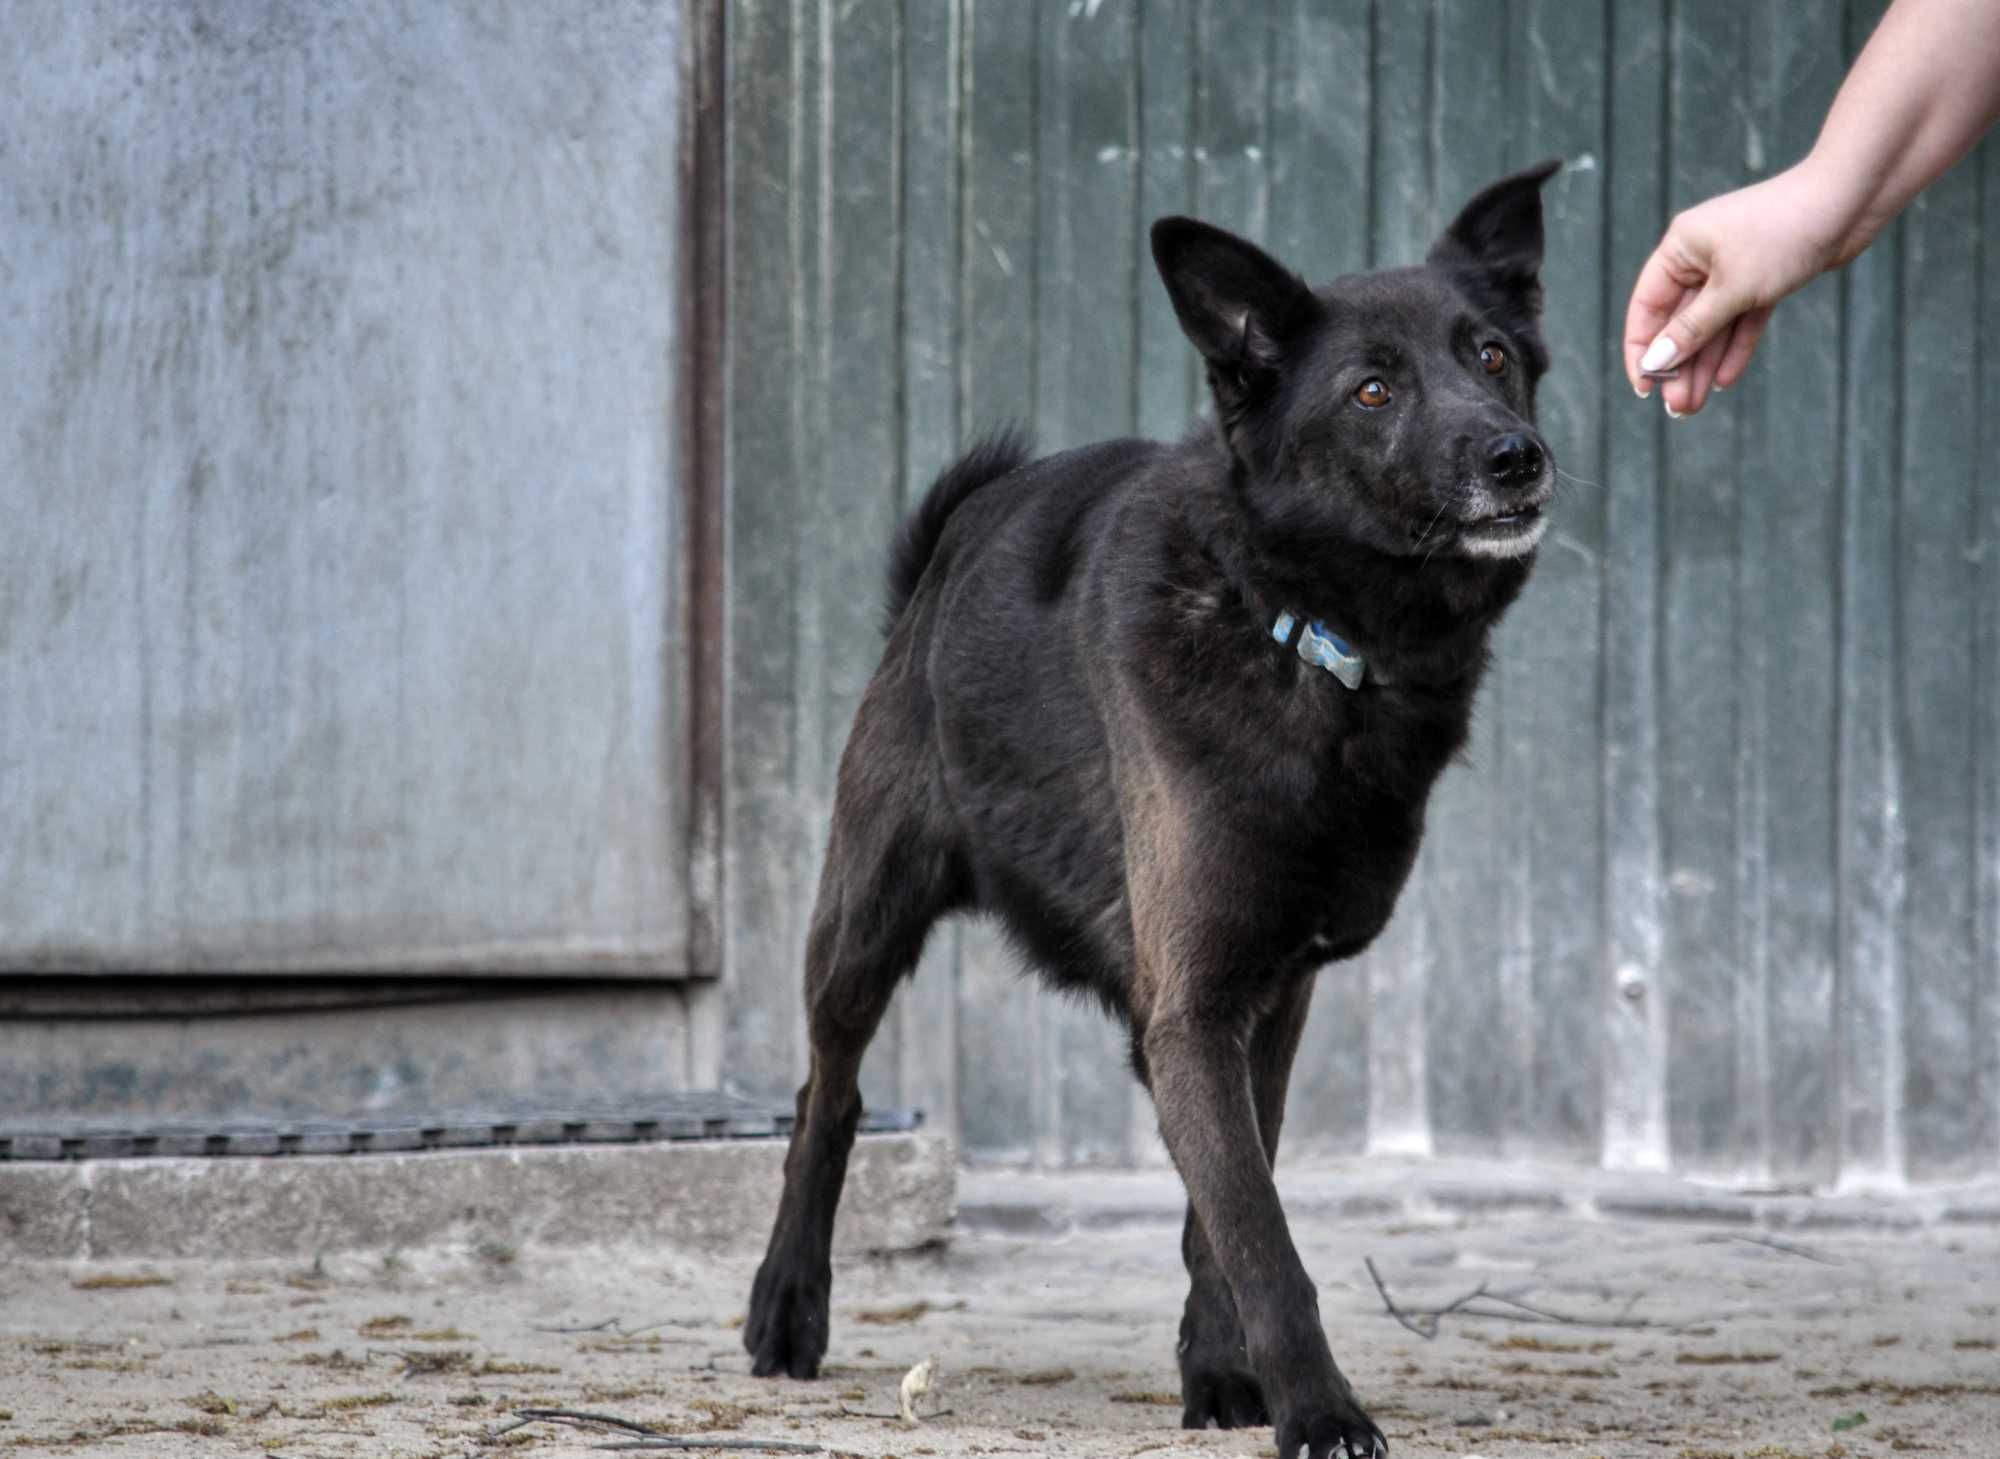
[720,0,2000,1186]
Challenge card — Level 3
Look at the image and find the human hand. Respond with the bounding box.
[1623,163,1862,416]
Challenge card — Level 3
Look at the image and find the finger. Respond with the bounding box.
[1623,250,1694,396]
[1680,328,1733,415]
[1662,327,1727,416]
[1623,232,1713,393]
[1638,276,1750,394]
[1712,304,1773,391]
[1655,298,1708,416]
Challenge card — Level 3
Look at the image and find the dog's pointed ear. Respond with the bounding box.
[1428,158,1562,368]
[1151,217,1316,391]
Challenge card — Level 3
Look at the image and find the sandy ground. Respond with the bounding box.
[3,1197,1998,1459]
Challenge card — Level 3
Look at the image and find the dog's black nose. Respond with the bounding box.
[1485,431,1544,487]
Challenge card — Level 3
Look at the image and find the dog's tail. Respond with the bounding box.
[883,425,1033,636]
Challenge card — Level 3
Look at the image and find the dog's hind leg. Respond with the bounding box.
[745,701,959,1380]
[1175,975,1316,1430]
[1178,1206,1267,1429]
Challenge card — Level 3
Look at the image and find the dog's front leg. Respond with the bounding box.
[1144,1010,1385,1459]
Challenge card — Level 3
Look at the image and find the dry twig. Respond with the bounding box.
[1364,1258,1489,1339]
[596,1444,824,1454]
[837,1404,957,1422]
[533,1316,625,1334]
[1709,1231,1840,1264]
[532,1315,713,1337]
[490,1407,823,1453]
[1364,1257,1688,1340]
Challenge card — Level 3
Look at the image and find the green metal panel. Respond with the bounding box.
[1979,131,2000,1186]
[1135,0,1199,441]
[1661,0,1748,1171]
[1897,72,1984,1182]
[721,0,2000,1184]
[1600,0,1671,1171]
[1837,0,1908,1186]
[1740,0,1845,1188]
[722,0,808,1109]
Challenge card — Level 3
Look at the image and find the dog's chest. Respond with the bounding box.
[1277,807,1422,960]
[1251,680,1464,814]
[1223,692,1464,963]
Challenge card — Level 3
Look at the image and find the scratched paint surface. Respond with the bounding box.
[0,3,693,974]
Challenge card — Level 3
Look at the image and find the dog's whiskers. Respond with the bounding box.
[1554,466,1604,492]
[1421,516,1454,569]
[1412,498,1453,558]
[1419,483,1481,569]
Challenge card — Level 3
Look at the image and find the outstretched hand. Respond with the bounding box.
[1622,166,1855,416]
[1624,0,2000,418]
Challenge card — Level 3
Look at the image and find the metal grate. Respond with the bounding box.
[0,1091,921,1161]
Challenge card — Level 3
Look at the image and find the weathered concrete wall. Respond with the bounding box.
[0,986,698,1120]
[0,2,695,973]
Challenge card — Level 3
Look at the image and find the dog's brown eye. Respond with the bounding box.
[1480,344,1506,375]
[1354,378,1391,409]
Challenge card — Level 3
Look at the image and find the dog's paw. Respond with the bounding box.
[1274,1403,1387,1459]
[744,1254,830,1379]
[1178,1293,1268,1429]
[1180,1361,1270,1430]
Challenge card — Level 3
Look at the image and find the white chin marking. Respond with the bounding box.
[1457,515,1549,559]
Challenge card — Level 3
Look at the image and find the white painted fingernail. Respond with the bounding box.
[1634,381,1650,399]
[1639,335,1679,373]
[1663,400,1683,420]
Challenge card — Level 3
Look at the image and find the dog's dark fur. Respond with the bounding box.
[745,162,1563,1459]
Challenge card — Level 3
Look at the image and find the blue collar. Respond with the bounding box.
[1272,610,1369,690]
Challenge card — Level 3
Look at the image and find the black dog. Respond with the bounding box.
[745,160,1562,1459]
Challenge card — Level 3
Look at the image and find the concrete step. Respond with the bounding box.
[1,1131,955,1262]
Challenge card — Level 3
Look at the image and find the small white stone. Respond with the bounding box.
[898,1356,938,1425]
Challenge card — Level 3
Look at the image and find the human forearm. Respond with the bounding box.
[1803,0,2000,265]
[1623,0,2000,413]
